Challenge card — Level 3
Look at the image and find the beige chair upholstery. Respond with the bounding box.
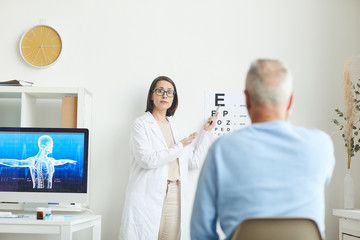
[230,217,322,240]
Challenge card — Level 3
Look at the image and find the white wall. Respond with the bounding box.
[0,0,359,239]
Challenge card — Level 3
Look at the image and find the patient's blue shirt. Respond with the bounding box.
[191,120,335,239]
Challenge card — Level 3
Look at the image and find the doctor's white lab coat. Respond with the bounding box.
[119,112,215,240]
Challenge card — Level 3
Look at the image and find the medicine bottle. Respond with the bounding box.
[36,207,44,220]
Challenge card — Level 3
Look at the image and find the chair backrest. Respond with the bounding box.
[230,217,322,240]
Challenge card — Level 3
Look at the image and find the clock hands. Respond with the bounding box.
[32,47,41,64]
[32,44,51,64]
[41,47,47,63]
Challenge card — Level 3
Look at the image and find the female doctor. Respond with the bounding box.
[119,76,218,240]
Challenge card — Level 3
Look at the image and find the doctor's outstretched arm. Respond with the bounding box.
[132,120,195,169]
[187,111,218,169]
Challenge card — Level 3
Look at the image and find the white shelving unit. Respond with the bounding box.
[0,86,92,128]
[0,86,93,211]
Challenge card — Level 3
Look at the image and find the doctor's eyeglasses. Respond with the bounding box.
[153,89,176,97]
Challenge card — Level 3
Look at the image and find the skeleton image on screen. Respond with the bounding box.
[0,135,76,189]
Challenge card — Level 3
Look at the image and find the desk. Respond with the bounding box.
[333,209,360,239]
[0,214,101,240]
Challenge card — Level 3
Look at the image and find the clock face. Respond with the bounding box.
[20,25,62,68]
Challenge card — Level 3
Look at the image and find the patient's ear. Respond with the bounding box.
[245,90,251,111]
[287,93,294,111]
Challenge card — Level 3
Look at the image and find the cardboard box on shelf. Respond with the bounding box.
[62,96,77,128]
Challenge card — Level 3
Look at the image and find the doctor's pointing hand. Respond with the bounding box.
[181,112,218,147]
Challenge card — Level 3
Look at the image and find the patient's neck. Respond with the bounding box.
[249,103,288,124]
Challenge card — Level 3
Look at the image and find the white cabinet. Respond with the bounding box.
[0,214,101,240]
[0,86,92,128]
[333,209,360,240]
[344,234,360,240]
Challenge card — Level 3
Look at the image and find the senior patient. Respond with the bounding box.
[190,59,335,239]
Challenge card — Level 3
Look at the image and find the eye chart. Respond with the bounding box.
[205,91,251,136]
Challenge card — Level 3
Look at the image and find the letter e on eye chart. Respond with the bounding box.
[205,91,251,136]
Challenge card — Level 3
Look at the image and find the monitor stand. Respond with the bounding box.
[23,202,84,212]
[0,202,23,211]
[0,202,84,213]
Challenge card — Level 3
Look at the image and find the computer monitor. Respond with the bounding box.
[0,127,89,204]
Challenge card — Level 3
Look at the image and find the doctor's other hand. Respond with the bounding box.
[204,111,219,131]
[181,132,198,147]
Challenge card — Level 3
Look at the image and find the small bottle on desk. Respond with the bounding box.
[44,208,52,220]
[36,207,44,220]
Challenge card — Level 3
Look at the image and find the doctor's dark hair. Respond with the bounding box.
[146,76,178,117]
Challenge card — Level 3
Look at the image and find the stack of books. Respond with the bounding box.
[0,80,33,86]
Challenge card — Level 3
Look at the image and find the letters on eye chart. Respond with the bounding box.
[205,91,251,136]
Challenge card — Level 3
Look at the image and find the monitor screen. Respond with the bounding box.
[0,127,89,204]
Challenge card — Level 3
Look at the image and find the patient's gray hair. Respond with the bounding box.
[245,59,293,104]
